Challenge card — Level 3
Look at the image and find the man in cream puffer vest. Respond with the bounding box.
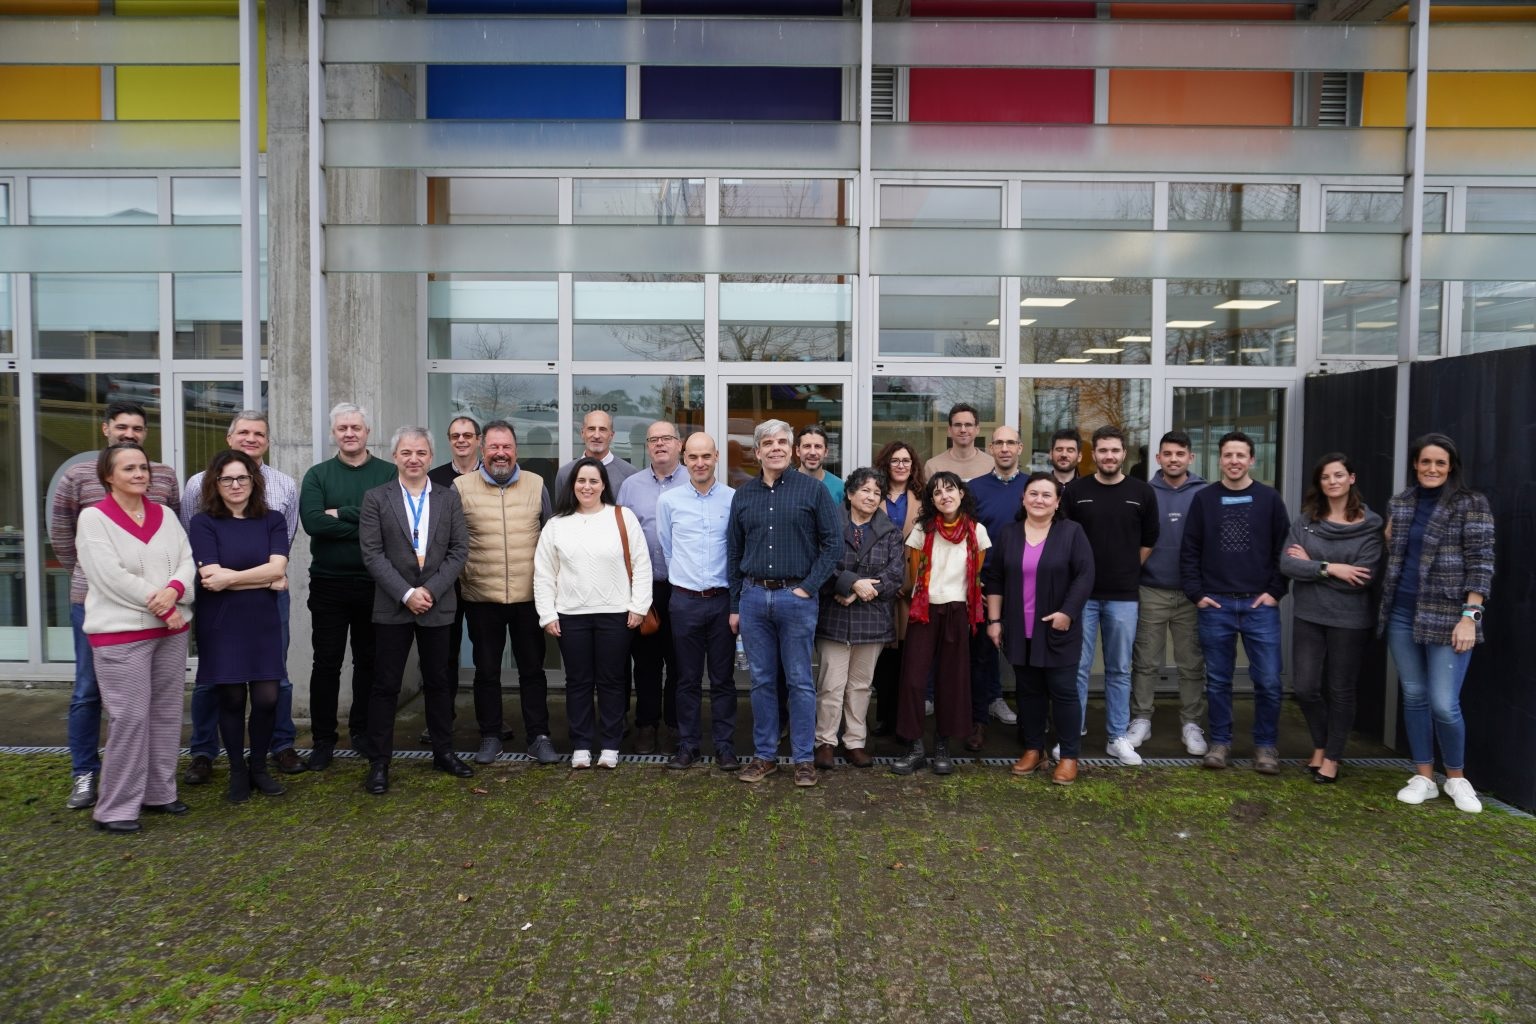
[454,419,561,767]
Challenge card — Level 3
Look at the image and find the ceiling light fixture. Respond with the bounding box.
[1054,357,1092,363]
[1166,320,1214,329]
[1356,321,1397,329]
[1214,299,1280,310]
[1021,297,1076,307]
[1019,318,1037,326]
[987,318,1000,326]
[1117,335,1152,343]
[1081,348,1125,355]
[1057,277,1114,283]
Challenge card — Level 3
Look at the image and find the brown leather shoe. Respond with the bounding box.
[814,743,836,770]
[1010,749,1043,776]
[738,758,778,784]
[845,747,873,768]
[965,722,986,752]
[794,762,818,787]
[1051,757,1079,786]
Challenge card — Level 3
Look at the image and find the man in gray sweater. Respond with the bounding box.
[1129,431,1209,756]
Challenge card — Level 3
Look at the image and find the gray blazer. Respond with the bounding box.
[360,479,469,627]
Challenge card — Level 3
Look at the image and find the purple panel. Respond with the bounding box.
[641,67,842,121]
[641,1,843,13]
[429,0,626,11]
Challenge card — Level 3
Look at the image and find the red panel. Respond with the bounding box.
[909,68,1095,124]
[1107,3,1292,20]
[911,1,1096,15]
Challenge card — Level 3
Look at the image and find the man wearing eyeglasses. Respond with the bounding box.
[615,422,687,755]
[419,415,483,744]
[555,409,639,496]
[179,410,306,785]
[965,425,1027,750]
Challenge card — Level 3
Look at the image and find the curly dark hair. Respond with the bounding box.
[841,466,887,510]
[874,440,926,499]
[915,470,976,531]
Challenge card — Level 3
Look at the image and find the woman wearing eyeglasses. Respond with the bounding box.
[189,450,291,804]
[870,440,926,735]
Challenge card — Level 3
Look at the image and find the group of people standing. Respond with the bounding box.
[51,396,1495,834]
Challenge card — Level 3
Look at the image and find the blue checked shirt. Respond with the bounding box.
[726,469,842,612]
[617,464,687,582]
[656,480,735,592]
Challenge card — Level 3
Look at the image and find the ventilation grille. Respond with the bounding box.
[870,65,897,122]
[1317,70,1350,127]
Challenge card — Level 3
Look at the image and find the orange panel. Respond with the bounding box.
[1385,4,1536,21]
[1109,70,1294,126]
[0,1,98,12]
[0,66,100,120]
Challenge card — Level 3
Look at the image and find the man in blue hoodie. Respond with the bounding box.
[1129,431,1209,756]
[1180,430,1290,775]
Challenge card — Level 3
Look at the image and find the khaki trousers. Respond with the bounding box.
[814,639,882,749]
[1130,586,1207,725]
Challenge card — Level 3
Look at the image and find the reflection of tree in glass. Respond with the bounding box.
[1168,278,1294,367]
[1028,378,1149,455]
[1018,275,1151,365]
[452,326,541,422]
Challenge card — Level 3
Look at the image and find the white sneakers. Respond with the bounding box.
[1443,777,1483,813]
[1397,774,1439,804]
[988,698,1018,725]
[570,750,592,769]
[597,749,620,770]
[1125,718,1152,748]
[924,700,935,717]
[1181,723,1209,757]
[1107,736,1143,766]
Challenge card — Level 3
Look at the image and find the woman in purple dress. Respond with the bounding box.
[189,450,290,804]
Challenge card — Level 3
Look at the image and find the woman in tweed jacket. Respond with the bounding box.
[813,468,906,770]
[1377,433,1495,813]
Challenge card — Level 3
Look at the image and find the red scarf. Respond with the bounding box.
[909,514,984,634]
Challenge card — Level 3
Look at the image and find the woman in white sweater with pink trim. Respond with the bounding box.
[75,443,196,834]
[534,457,652,769]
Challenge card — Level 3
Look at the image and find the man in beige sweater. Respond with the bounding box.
[923,402,995,482]
[455,420,561,766]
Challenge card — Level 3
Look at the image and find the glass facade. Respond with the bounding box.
[1,5,1532,675]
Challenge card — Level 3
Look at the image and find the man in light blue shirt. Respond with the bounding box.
[656,432,737,771]
[616,421,687,754]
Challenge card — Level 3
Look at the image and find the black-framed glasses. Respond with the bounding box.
[646,435,679,445]
[218,475,253,487]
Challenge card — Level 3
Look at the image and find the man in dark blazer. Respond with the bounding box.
[359,426,472,795]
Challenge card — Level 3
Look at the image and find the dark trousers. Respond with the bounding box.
[429,583,466,718]
[1014,642,1081,759]
[669,588,738,757]
[558,612,632,752]
[970,629,1002,724]
[368,621,456,764]
[897,602,972,743]
[873,644,902,729]
[1292,617,1369,763]
[463,600,550,741]
[630,580,678,729]
[307,575,377,747]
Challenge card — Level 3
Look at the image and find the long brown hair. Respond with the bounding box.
[200,450,270,519]
[875,440,925,498]
[1304,452,1364,523]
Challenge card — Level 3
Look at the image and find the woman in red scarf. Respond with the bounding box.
[891,471,991,776]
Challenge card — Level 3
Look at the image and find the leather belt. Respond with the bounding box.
[672,585,726,598]
[747,577,794,590]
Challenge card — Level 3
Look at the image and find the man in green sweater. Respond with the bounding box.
[300,402,398,770]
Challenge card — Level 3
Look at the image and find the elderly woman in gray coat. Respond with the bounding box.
[813,468,907,769]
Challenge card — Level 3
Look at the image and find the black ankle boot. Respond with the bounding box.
[249,770,286,797]
[890,740,927,776]
[227,769,251,804]
[931,738,954,775]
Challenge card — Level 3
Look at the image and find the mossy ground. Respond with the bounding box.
[2,752,1533,1024]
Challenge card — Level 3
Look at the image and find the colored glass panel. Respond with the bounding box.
[0,68,99,121]
[640,68,842,121]
[909,69,1094,125]
[1362,73,1536,128]
[426,66,626,120]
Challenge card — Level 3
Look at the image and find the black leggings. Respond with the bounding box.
[1292,618,1369,762]
[218,680,279,773]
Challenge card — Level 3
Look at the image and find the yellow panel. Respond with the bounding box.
[115,0,239,13]
[0,1,98,13]
[1363,72,1536,127]
[0,66,100,120]
[113,13,266,149]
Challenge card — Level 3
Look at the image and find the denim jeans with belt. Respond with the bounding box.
[1075,599,1139,741]
[739,583,818,763]
[1386,604,1471,770]
[1197,598,1283,747]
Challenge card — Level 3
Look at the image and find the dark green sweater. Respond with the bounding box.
[299,455,398,579]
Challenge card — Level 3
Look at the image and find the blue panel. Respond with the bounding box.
[641,1,843,12]
[427,66,626,120]
[428,0,626,12]
[641,67,842,121]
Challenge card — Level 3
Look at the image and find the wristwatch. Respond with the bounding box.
[1318,562,1330,579]
[986,619,1002,626]
[1461,605,1483,623]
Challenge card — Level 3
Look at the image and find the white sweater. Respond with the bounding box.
[533,506,652,627]
[76,503,196,640]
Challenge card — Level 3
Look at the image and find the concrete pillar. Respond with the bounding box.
[267,0,420,731]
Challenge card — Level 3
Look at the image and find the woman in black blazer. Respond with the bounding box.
[982,472,1095,785]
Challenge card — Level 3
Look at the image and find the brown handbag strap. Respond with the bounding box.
[615,505,633,584]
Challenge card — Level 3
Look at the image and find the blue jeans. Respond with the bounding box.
[189,590,296,759]
[739,584,818,763]
[1386,604,1471,771]
[1197,599,1283,747]
[67,603,101,776]
[1075,599,1138,741]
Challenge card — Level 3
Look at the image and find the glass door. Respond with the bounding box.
[717,375,850,487]
[1167,382,1289,496]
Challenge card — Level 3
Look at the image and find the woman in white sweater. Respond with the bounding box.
[75,443,196,833]
[534,457,652,769]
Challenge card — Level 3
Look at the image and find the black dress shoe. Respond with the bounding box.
[364,762,390,795]
[141,800,190,815]
[715,749,740,772]
[1312,768,1340,785]
[433,754,474,778]
[667,749,697,771]
[308,743,334,772]
[93,819,142,834]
